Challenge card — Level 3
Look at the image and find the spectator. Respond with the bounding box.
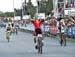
[66,2,71,8]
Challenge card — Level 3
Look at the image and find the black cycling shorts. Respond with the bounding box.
[34,28,42,36]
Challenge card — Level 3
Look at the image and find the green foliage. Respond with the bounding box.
[58,0,63,2]
[0,13,5,17]
[0,11,14,17]
[0,0,53,17]
[4,12,14,17]
[38,0,53,14]
[14,8,22,16]
[15,0,36,18]
[0,11,3,14]
[46,0,53,13]
[25,0,36,17]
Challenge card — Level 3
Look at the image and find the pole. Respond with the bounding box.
[64,0,66,17]
[21,0,24,19]
[36,0,38,19]
[13,0,15,20]
[24,0,26,15]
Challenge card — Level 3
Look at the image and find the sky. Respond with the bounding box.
[0,0,37,12]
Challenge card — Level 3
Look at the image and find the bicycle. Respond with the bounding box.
[36,34,43,54]
[6,31,11,42]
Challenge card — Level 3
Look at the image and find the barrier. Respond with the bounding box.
[64,25,75,37]
[50,26,57,35]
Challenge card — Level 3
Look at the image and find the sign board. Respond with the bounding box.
[14,16,21,20]
[38,13,45,19]
[64,9,75,16]
[22,15,30,19]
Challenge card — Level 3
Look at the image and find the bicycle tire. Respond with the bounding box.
[40,45,42,54]
[38,38,40,53]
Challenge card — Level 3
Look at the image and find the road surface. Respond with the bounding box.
[0,28,75,57]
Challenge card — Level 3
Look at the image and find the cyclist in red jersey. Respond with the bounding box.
[30,14,48,48]
[31,19,44,44]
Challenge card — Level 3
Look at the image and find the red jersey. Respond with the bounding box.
[31,19,44,29]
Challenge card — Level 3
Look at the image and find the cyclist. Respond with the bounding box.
[57,16,66,46]
[6,23,11,42]
[31,17,48,49]
[11,22,15,33]
[6,23,11,32]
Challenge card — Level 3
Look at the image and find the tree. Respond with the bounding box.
[14,8,22,16]
[58,0,63,2]
[0,11,4,17]
[26,0,36,18]
[37,0,53,15]
[4,12,14,17]
[0,11,14,17]
[38,0,46,13]
[45,0,53,14]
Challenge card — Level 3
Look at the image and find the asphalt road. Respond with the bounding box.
[0,28,75,57]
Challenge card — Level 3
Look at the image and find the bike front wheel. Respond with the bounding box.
[38,37,43,54]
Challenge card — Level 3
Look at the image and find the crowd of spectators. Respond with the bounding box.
[66,0,75,8]
[45,16,75,27]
